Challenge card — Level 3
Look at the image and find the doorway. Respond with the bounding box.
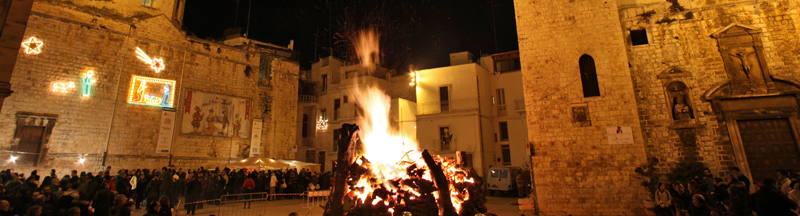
[738,118,800,183]
[15,126,46,166]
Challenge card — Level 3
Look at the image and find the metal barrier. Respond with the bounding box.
[303,190,331,216]
[168,192,307,216]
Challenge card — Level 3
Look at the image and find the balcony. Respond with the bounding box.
[417,97,479,115]
[514,99,526,112]
[299,95,317,103]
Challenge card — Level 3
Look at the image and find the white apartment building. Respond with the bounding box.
[296,56,416,172]
[415,51,529,176]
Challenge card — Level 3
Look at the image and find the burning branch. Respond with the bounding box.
[422,150,458,216]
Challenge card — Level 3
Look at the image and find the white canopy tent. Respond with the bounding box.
[225,157,321,172]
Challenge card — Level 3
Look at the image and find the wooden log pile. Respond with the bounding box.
[324,124,496,216]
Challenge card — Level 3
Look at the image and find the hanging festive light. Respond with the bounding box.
[8,155,17,163]
[135,47,165,73]
[22,37,43,54]
[316,116,328,131]
[52,82,76,93]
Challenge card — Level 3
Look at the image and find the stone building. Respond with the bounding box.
[0,0,300,175]
[515,0,800,214]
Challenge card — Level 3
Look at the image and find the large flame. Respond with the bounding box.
[340,29,476,215]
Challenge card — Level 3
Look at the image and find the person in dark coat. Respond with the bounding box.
[725,174,752,216]
[136,172,149,209]
[752,178,798,216]
[91,183,115,216]
[158,195,172,216]
[167,175,181,209]
[144,202,160,216]
[184,173,203,215]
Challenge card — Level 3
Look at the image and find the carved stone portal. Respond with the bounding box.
[703,23,800,100]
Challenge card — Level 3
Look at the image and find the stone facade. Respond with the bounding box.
[515,0,800,214]
[0,0,299,176]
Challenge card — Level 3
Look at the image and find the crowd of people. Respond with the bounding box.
[0,165,333,216]
[653,167,800,216]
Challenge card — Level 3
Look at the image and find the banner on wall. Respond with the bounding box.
[607,126,634,144]
[156,111,176,153]
[250,120,263,157]
[181,90,252,138]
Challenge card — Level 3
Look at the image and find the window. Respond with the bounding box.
[499,122,509,141]
[490,170,499,178]
[302,114,309,137]
[631,29,649,46]
[320,109,326,120]
[439,86,450,112]
[579,55,601,97]
[141,0,152,7]
[306,150,316,163]
[343,95,348,103]
[334,99,341,120]
[321,74,328,92]
[501,145,511,165]
[495,58,521,72]
[496,89,506,105]
[440,127,452,150]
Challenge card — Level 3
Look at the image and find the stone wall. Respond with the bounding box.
[0,0,298,176]
[514,0,649,214]
[619,0,800,175]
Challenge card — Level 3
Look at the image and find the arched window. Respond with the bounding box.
[302,114,309,137]
[579,55,601,97]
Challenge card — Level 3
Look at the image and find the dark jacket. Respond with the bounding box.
[752,185,798,216]
[185,178,203,203]
[92,188,115,216]
[727,181,752,216]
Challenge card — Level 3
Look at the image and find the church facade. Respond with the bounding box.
[514,0,800,214]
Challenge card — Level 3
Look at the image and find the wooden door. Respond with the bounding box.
[15,126,45,165]
[738,118,800,182]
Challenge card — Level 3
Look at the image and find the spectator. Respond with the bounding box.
[91,183,115,216]
[158,195,171,216]
[26,205,42,216]
[269,172,277,201]
[731,167,750,191]
[654,183,673,216]
[242,173,255,209]
[788,182,800,213]
[725,174,751,216]
[0,200,11,216]
[702,169,714,194]
[689,194,710,216]
[144,202,160,216]
[185,172,202,215]
[66,207,79,216]
[118,201,134,216]
[752,178,797,216]
[777,169,791,195]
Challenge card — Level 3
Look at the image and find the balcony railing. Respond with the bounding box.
[299,95,317,103]
[497,105,507,116]
[514,99,526,112]
[417,97,479,115]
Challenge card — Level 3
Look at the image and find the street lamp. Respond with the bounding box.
[409,72,417,86]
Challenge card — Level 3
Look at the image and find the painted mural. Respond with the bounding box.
[181,90,251,138]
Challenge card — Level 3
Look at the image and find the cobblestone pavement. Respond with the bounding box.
[132,195,527,216]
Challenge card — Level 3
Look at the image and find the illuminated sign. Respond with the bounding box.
[127,75,176,107]
[82,70,97,97]
[22,37,43,54]
[52,82,75,93]
[135,47,165,73]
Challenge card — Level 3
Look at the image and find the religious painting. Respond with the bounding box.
[571,104,591,127]
[440,126,453,150]
[665,81,695,121]
[181,90,252,138]
[127,75,176,108]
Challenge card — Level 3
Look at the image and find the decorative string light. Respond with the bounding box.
[22,37,43,54]
[127,75,176,107]
[316,116,328,131]
[409,72,416,86]
[82,70,97,97]
[136,47,165,73]
[52,82,76,93]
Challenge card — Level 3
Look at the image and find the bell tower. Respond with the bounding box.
[513,0,648,214]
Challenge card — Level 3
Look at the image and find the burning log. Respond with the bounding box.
[421,150,458,216]
[328,124,360,216]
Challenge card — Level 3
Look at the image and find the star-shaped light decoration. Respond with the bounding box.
[136,47,166,73]
[22,37,43,54]
[316,116,328,131]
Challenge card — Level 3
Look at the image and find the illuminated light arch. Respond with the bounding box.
[22,37,43,54]
[136,47,166,73]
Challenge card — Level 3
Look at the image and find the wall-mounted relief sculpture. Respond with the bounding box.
[703,23,800,99]
[657,67,701,128]
[571,104,591,127]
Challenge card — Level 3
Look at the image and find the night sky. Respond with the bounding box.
[183,0,518,72]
